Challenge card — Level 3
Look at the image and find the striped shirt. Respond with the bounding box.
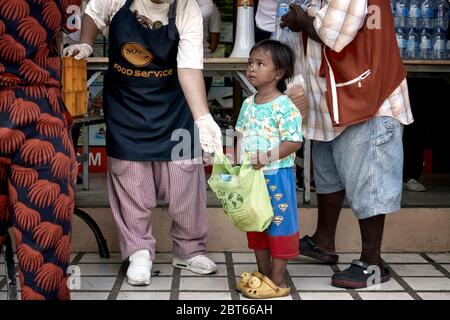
[304,0,413,142]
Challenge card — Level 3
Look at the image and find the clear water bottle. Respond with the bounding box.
[396,0,410,28]
[291,0,309,10]
[273,0,291,38]
[301,0,309,10]
[407,28,420,59]
[391,0,398,28]
[396,27,408,58]
[420,28,433,59]
[421,0,436,29]
[436,0,449,30]
[409,0,423,28]
[392,0,399,27]
[391,0,397,14]
[433,26,447,59]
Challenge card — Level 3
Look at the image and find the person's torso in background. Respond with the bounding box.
[255,0,278,33]
[0,0,81,88]
[195,0,220,58]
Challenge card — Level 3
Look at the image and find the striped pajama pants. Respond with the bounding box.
[107,157,208,261]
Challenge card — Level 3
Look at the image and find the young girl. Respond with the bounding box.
[235,40,303,299]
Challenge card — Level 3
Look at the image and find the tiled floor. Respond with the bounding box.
[1,252,450,300]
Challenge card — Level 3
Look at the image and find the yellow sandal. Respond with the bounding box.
[236,271,265,292]
[242,272,291,299]
[236,272,251,292]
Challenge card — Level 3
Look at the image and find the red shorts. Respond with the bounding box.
[246,231,299,259]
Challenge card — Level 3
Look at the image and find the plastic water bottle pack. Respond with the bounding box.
[391,0,450,59]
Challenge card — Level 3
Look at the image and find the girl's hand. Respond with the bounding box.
[250,152,270,170]
[286,85,309,119]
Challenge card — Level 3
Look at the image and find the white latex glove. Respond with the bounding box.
[195,113,223,154]
[63,43,93,60]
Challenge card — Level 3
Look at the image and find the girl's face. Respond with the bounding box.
[246,48,283,89]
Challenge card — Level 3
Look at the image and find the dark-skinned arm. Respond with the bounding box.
[280,4,323,44]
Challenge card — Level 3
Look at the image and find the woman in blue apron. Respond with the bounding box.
[65,0,222,285]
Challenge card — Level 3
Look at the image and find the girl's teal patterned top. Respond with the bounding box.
[235,94,303,171]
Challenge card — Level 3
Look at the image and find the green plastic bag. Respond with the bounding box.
[207,152,274,232]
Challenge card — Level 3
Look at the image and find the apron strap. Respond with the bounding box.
[124,0,134,9]
[168,0,177,40]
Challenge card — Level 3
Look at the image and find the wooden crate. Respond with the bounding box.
[62,57,88,117]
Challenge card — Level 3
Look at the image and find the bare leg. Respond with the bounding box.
[254,249,271,276]
[359,214,386,267]
[271,258,288,288]
[311,190,345,253]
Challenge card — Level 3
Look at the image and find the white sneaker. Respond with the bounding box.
[406,179,427,192]
[172,255,217,275]
[126,250,152,286]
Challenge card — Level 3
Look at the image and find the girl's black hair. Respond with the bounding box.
[250,39,295,93]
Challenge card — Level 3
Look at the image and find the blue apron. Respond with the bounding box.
[103,0,198,161]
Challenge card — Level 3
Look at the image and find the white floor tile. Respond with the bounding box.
[426,253,450,264]
[287,264,334,277]
[359,292,413,300]
[80,253,123,263]
[70,292,109,300]
[403,277,450,291]
[121,276,172,291]
[181,264,227,277]
[240,293,293,300]
[334,254,361,264]
[232,253,256,263]
[207,253,226,263]
[77,264,122,276]
[356,279,403,291]
[77,277,117,291]
[0,291,21,300]
[116,292,171,300]
[418,292,450,300]
[390,264,444,277]
[299,292,353,300]
[0,278,5,291]
[234,264,258,277]
[70,253,78,262]
[179,277,229,291]
[0,255,17,263]
[291,277,344,291]
[178,292,232,300]
[155,253,173,263]
[381,253,428,264]
[152,263,174,276]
